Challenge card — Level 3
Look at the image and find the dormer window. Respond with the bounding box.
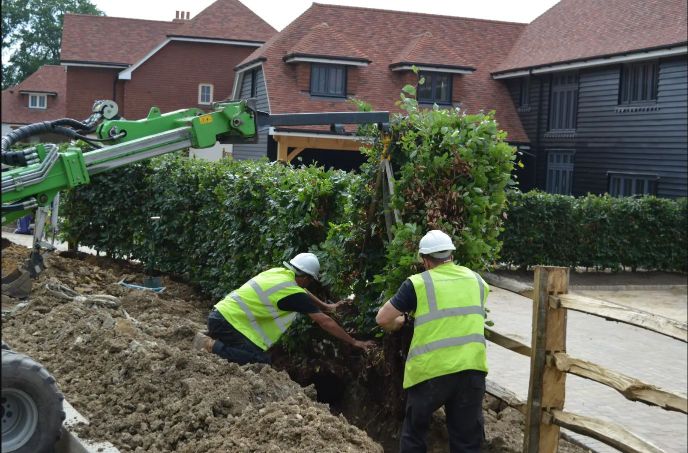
[418,72,452,105]
[310,64,346,98]
[28,93,47,109]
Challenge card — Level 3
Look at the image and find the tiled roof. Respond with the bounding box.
[61,0,275,65]
[173,0,275,43]
[2,65,67,124]
[390,32,473,70]
[237,3,529,142]
[60,14,178,65]
[285,22,369,62]
[495,0,688,73]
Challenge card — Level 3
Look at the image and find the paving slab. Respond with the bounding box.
[486,286,687,453]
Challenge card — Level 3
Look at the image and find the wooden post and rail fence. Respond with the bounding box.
[484,266,687,453]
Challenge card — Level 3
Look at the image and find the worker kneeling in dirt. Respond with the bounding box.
[376,230,489,453]
[193,252,375,364]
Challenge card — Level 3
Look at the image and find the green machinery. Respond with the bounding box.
[2,99,258,226]
[1,98,387,453]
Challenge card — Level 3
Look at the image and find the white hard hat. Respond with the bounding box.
[418,230,456,258]
[283,252,320,281]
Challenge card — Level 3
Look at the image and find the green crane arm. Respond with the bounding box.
[1,100,257,225]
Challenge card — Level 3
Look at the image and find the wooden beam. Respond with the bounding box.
[551,293,687,343]
[547,409,666,453]
[287,147,305,162]
[482,271,534,298]
[524,266,569,453]
[276,139,288,162]
[486,379,527,415]
[552,352,687,413]
[272,134,364,151]
[485,327,531,357]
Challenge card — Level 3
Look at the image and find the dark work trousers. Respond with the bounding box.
[400,370,486,453]
[207,308,271,365]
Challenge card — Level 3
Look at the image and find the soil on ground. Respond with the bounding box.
[2,240,590,453]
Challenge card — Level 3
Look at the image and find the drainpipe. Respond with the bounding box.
[534,69,544,189]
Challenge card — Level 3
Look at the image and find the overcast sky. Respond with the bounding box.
[90,0,560,29]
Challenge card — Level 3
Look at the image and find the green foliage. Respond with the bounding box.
[59,90,516,345]
[1,0,103,88]
[499,192,688,271]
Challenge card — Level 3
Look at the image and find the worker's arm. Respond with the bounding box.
[308,312,375,351]
[305,290,349,313]
[376,278,416,331]
[375,301,405,332]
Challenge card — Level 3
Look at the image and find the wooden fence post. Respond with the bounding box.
[523,266,569,453]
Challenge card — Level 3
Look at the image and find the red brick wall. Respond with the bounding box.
[122,41,256,119]
[296,63,310,92]
[65,67,119,119]
[347,67,359,96]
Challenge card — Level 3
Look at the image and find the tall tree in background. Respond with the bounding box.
[2,0,103,89]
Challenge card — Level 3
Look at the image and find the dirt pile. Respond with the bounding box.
[2,243,381,452]
[2,241,590,452]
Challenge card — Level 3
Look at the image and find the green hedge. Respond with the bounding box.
[60,88,516,340]
[61,157,355,301]
[499,192,688,272]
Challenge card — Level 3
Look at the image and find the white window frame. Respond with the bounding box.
[28,93,47,109]
[198,84,213,105]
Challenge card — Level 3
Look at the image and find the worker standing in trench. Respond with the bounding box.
[376,230,489,453]
[193,252,375,363]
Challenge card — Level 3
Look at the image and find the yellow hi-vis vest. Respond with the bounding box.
[403,262,488,389]
[214,267,306,351]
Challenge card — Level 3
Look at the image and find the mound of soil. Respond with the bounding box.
[2,241,590,452]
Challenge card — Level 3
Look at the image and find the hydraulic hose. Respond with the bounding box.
[1,120,101,165]
[1,119,95,153]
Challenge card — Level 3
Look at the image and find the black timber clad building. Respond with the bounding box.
[501,55,687,199]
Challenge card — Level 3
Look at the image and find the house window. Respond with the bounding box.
[198,84,213,105]
[310,64,346,97]
[249,69,258,98]
[519,77,530,107]
[28,94,47,109]
[549,72,578,131]
[418,72,452,105]
[608,173,657,197]
[619,61,658,104]
[546,151,574,195]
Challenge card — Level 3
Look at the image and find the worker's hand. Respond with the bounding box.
[332,299,353,311]
[322,299,352,313]
[353,340,376,352]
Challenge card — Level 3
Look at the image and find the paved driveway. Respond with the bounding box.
[486,286,687,453]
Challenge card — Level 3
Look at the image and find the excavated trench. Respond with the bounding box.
[1,241,591,453]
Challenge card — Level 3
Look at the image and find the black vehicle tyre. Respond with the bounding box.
[1,350,65,453]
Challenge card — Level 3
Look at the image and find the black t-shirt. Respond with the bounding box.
[277,292,320,314]
[389,279,417,313]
